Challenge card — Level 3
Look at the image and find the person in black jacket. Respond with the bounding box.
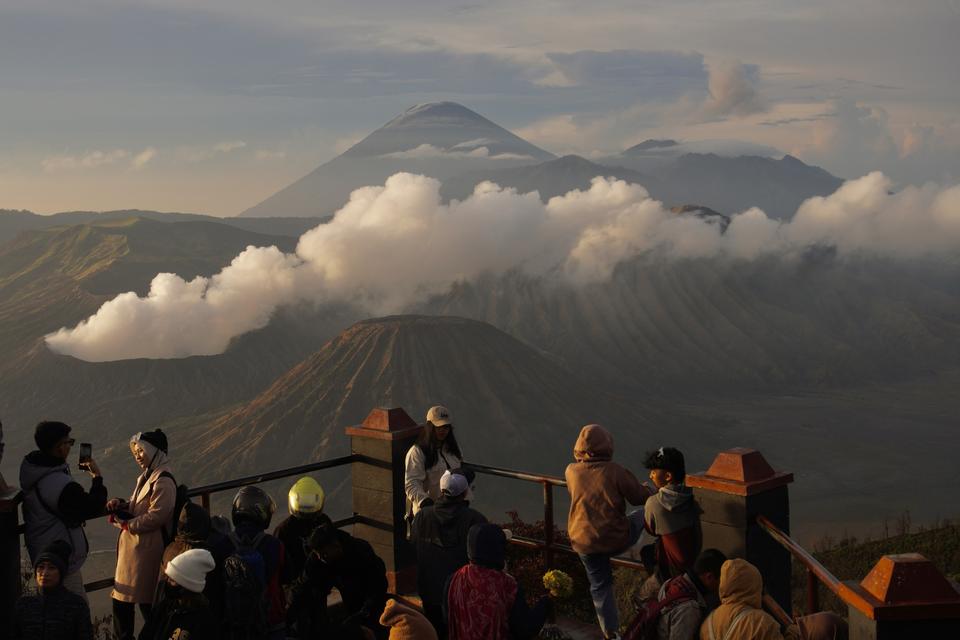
[139,548,220,640]
[411,469,487,637]
[273,476,329,586]
[287,520,389,639]
[13,540,93,640]
[19,421,107,600]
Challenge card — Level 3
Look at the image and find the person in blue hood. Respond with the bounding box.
[19,421,107,600]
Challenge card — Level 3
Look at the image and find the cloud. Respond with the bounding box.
[46,170,960,361]
[42,149,129,172]
[131,147,157,169]
[379,144,533,160]
[254,149,286,162]
[213,140,247,153]
[699,59,767,120]
[41,147,159,172]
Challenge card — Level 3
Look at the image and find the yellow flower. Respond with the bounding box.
[542,569,574,599]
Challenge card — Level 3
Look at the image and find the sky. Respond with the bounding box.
[1,0,958,216]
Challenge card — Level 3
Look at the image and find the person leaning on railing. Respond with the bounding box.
[404,405,466,516]
[19,420,108,601]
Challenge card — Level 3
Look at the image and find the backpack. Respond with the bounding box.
[623,575,698,640]
[157,471,190,547]
[222,530,269,640]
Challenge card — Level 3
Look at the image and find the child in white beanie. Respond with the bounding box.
[139,548,220,640]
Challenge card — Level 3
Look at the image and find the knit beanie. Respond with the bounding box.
[35,539,72,576]
[467,523,507,570]
[165,548,215,593]
[138,429,168,453]
[34,421,71,453]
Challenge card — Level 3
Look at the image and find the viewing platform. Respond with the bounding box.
[2,406,959,640]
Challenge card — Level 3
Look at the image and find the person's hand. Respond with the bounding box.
[85,459,102,478]
[419,497,435,509]
[106,498,125,511]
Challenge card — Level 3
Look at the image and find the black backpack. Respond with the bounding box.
[157,471,190,547]
[222,530,270,640]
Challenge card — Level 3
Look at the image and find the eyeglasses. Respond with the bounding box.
[59,438,76,447]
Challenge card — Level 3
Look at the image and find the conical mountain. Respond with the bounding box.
[176,315,655,484]
[240,102,553,218]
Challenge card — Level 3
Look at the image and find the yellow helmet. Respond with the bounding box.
[288,476,325,516]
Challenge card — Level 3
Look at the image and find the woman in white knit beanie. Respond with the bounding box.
[139,548,219,640]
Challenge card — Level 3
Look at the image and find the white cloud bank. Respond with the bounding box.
[46,171,960,361]
[379,144,532,161]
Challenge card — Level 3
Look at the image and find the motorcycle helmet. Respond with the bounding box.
[231,485,276,529]
[288,476,325,518]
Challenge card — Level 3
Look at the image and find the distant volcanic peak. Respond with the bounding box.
[626,139,680,154]
[341,101,554,161]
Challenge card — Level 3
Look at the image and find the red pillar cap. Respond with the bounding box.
[687,448,793,496]
[345,407,421,441]
[861,554,960,605]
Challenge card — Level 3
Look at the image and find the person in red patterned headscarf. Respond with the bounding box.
[443,524,550,640]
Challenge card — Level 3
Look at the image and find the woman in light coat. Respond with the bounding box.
[108,429,176,640]
[404,405,465,515]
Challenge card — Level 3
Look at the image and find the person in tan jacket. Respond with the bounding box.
[108,430,176,640]
[380,598,439,640]
[700,559,847,640]
[565,424,653,639]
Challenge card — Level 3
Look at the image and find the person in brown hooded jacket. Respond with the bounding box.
[700,559,847,640]
[565,424,652,639]
[379,598,439,640]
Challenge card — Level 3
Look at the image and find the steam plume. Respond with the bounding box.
[46,171,960,362]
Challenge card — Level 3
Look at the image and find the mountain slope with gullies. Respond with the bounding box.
[416,255,960,394]
[175,315,659,482]
[0,216,350,462]
[240,102,554,218]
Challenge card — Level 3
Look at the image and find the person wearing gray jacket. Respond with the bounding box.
[19,421,107,600]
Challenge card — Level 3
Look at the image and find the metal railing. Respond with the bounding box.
[756,514,876,619]
[466,462,647,572]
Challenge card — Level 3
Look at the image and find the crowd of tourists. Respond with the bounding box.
[6,410,849,640]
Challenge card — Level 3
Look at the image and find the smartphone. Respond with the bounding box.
[79,442,92,470]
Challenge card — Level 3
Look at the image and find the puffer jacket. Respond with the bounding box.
[699,559,800,640]
[379,598,438,640]
[564,424,650,554]
[138,588,220,640]
[644,483,701,581]
[19,451,106,574]
[13,586,93,640]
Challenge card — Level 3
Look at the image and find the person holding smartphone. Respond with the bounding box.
[19,420,108,601]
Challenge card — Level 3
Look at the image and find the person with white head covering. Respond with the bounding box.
[139,548,220,640]
[107,429,177,640]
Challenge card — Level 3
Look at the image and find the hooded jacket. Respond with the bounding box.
[644,483,701,581]
[157,502,228,617]
[564,425,649,554]
[19,451,107,575]
[411,494,488,607]
[379,598,439,640]
[699,559,799,640]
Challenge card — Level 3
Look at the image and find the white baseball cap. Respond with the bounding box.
[426,405,452,427]
[440,470,469,497]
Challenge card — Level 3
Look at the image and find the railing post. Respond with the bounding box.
[687,448,794,614]
[200,492,210,513]
[806,567,820,614]
[0,480,23,640]
[345,407,421,594]
[542,482,554,570]
[845,554,960,639]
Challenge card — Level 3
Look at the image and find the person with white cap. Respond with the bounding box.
[108,429,177,640]
[404,405,466,516]
[411,469,487,637]
[138,548,220,640]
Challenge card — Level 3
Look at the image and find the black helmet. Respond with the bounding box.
[231,485,276,529]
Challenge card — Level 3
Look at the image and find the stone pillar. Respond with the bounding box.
[846,553,960,639]
[687,448,794,613]
[345,407,421,594]
[0,479,23,640]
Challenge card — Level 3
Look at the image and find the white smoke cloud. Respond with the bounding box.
[699,59,767,120]
[379,144,532,161]
[45,171,960,361]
